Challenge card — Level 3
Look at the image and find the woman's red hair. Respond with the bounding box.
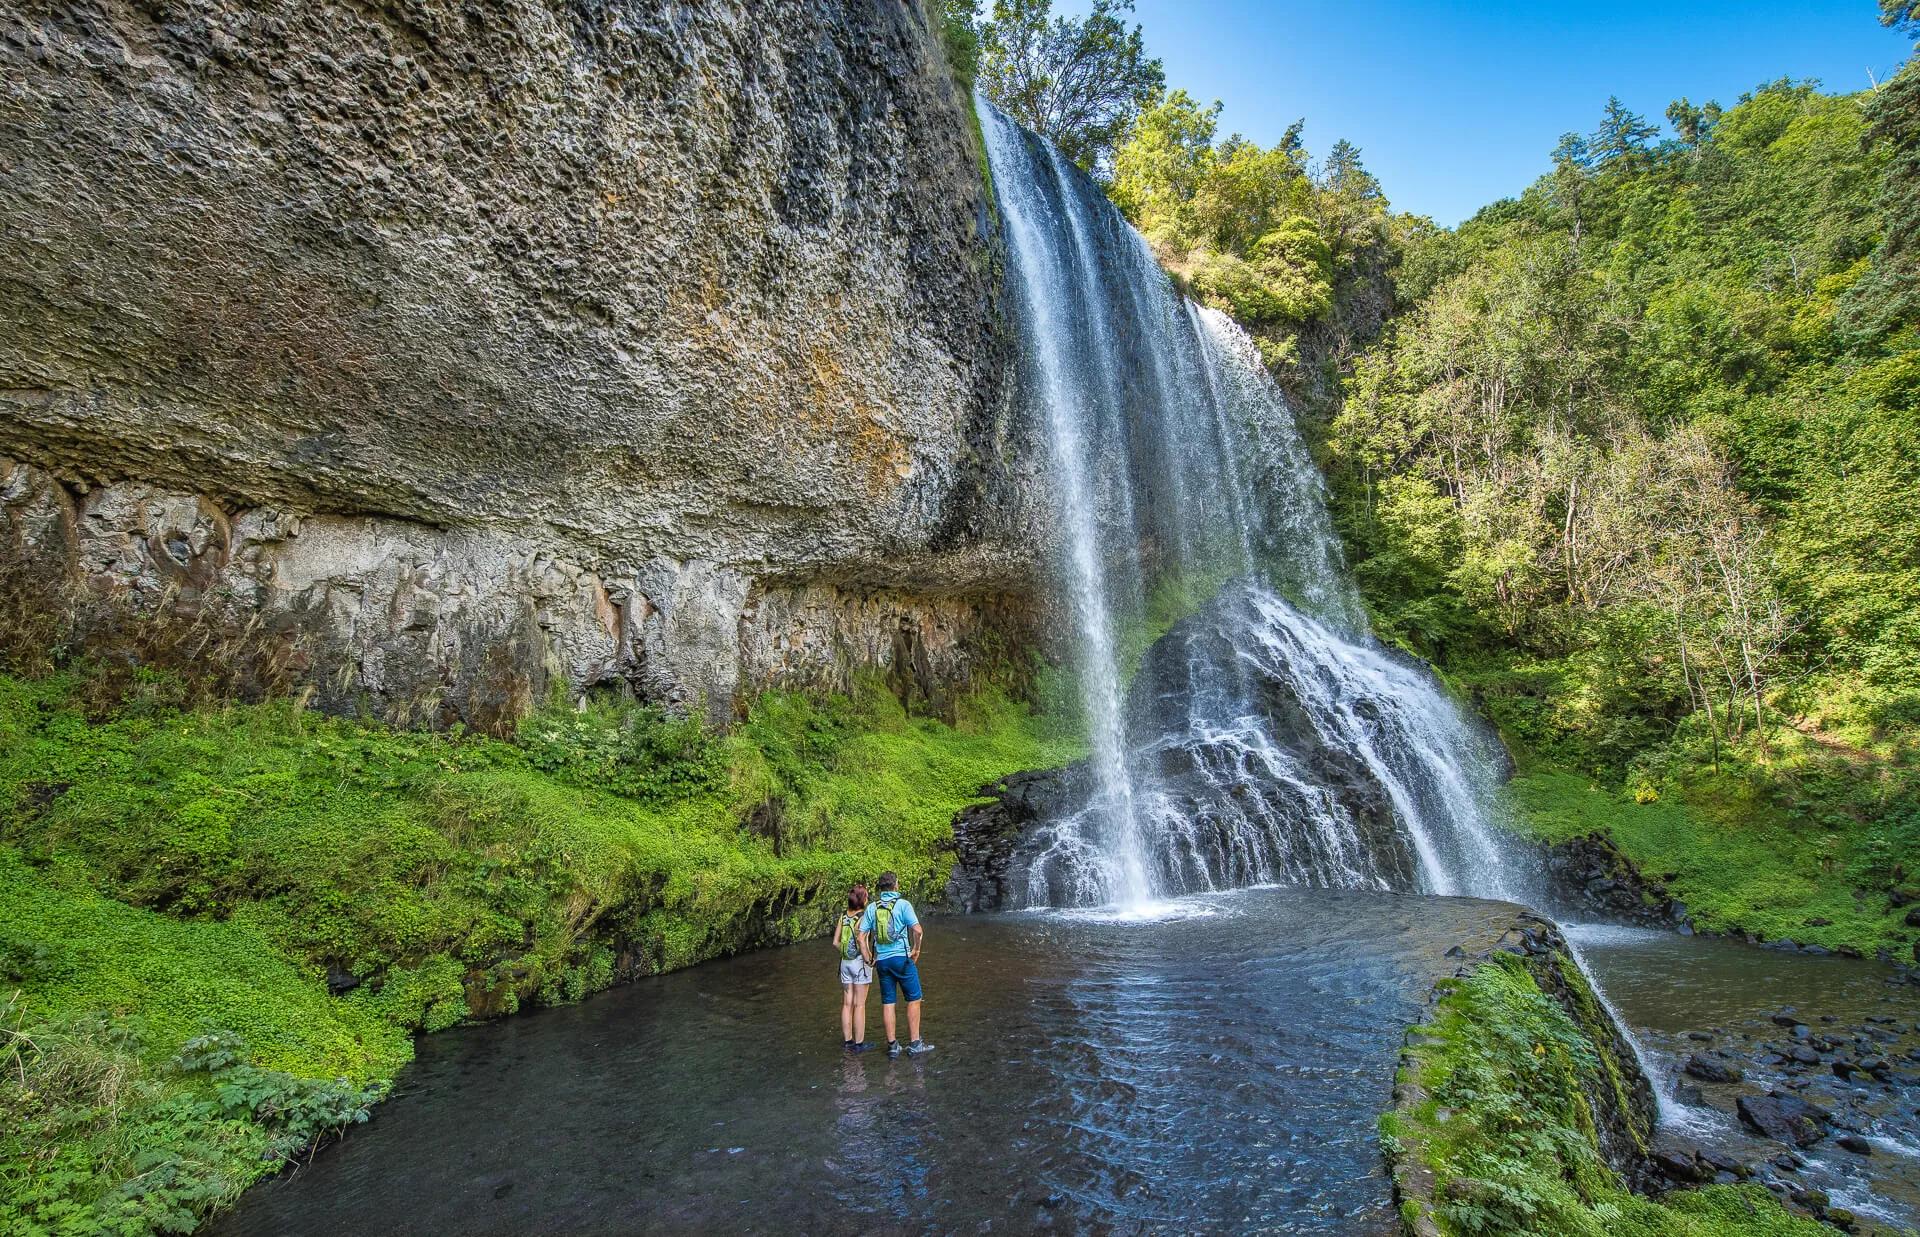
[846,884,869,912]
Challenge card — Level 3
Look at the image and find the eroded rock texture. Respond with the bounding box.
[0,0,1047,723]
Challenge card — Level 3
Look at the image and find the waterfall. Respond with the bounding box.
[978,99,1525,908]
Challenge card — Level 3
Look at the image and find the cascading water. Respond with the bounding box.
[977,99,1524,909]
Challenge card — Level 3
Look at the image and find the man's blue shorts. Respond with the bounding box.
[875,954,922,1005]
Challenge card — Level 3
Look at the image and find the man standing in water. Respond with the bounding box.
[857,872,934,1057]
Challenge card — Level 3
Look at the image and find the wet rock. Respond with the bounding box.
[1686,1031,1715,1042]
[1699,1148,1746,1178]
[324,965,362,996]
[944,765,1094,912]
[1654,1150,1705,1181]
[1737,1093,1833,1148]
[1791,1024,1814,1041]
[1908,906,1920,927]
[1673,1082,1706,1106]
[1683,1054,1743,1084]
[1537,833,1691,929]
[1835,1134,1873,1155]
[1773,1012,1806,1028]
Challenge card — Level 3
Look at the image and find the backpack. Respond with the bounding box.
[873,895,908,947]
[839,913,860,961]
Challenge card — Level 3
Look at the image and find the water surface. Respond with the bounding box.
[214,891,1524,1236]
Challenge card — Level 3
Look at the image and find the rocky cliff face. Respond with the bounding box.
[0,0,1048,723]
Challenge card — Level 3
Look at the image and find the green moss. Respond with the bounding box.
[0,670,1083,1233]
[1391,953,1830,1237]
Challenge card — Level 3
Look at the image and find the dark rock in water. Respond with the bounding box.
[1699,1148,1746,1178]
[1673,1082,1706,1106]
[1835,1135,1873,1155]
[1654,1150,1705,1182]
[1790,1045,1822,1065]
[1758,1053,1787,1066]
[1791,1024,1814,1041]
[1683,1053,1743,1084]
[1737,1093,1833,1148]
[1686,1031,1714,1042]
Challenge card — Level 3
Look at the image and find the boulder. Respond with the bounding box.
[1737,1093,1832,1149]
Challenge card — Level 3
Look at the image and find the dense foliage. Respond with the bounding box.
[1107,89,1399,374]
[0,669,1080,1233]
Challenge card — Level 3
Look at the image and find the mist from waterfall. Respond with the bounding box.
[978,98,1525,908]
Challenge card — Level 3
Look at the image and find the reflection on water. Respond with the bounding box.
[1575,926,1920,1228]
[212,891,1523,1236]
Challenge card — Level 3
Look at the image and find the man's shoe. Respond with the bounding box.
[907,1040,935,1055]
[887,1041,901,1058]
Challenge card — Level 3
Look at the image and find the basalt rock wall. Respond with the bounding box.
[0,0,1050,724]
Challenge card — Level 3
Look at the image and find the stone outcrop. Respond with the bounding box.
[945,764,1092,911]
[0,0,1052,724]
[1539,832,1695,931]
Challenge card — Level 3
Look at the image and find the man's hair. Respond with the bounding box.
[876,871,899,892]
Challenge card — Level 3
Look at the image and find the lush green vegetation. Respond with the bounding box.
[1386,952,1832,1237]
[0,668,1080,1234]
[1336,47,1920,955]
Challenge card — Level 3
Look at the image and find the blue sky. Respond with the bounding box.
[1073,0,1916,225]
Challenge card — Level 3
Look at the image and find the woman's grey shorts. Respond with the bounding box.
[839,957,874,986]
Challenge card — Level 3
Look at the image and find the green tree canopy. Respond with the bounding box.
[976,0,1165,174]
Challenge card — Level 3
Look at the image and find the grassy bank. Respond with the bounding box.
[0,670,1081,1234]
[1466,657,1920,963]
[1386,950,1830,1237]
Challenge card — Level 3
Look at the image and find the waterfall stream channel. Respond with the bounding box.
[212,103,1920,1234]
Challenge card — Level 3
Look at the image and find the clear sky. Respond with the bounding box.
[1084,0,1916,226]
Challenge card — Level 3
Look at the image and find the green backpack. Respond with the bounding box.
[839,913,861,960]
[873,895,907,947]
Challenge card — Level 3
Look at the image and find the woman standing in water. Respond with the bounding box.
[834,885,873,1051]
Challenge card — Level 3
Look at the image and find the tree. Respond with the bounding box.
[1840,32,1920,338]
[977,0,1166,175]
[1550,132,1591,246]
[1884,0,1919,37]
[1589,96,1660,169]
[1107,89,1220,242]
[1665,97,1722,146]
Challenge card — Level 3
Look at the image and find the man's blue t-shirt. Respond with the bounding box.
[860,893,919,960]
